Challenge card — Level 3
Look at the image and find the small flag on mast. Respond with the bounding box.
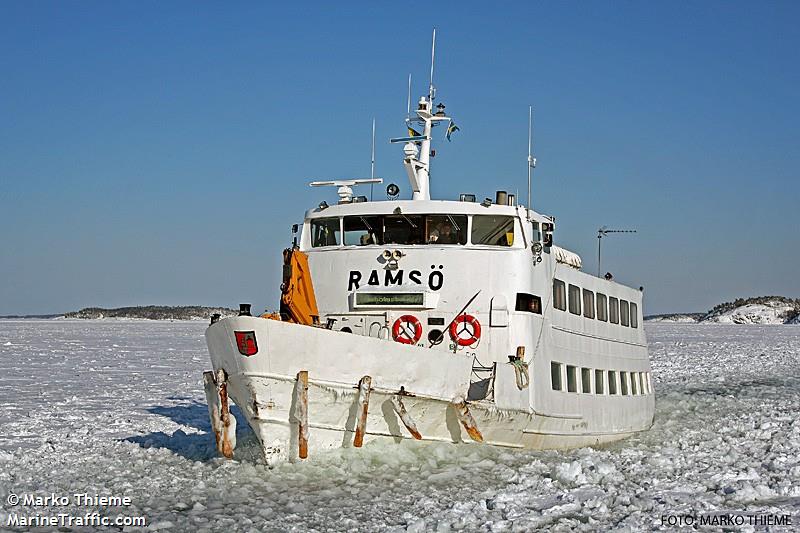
[446,121,460,142]
[408,126,422,137]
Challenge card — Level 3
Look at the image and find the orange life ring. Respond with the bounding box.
[392,315,422,345]
[449,314,481,346]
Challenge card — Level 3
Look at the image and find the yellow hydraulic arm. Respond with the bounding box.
[274,247,319,325]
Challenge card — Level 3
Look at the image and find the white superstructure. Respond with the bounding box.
[203,37,654,463]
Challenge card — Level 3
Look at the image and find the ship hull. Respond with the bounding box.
[205,316,651,463]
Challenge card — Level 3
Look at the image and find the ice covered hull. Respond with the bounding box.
[205,317,654,462]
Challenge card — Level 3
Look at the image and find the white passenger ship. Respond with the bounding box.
[203,40,655,463]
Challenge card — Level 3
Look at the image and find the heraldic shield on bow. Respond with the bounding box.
[234,331,258,356]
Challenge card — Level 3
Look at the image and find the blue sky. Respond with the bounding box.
[1,1,798,315]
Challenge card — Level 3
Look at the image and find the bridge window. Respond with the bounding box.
[581,367,591,393]
[583,290,595,319]
[426,214,467,244]
[609,297,619,324]
[620,300,630,327]
[620,371,629,395]
[608,371,618,394]
[515,293,542,314]
[630,372,638,394]
[553,279,566,311]
[630,303,639,328]
[472,215,515,246]
[551,362,562,391]
[595,369,604,394]
[310,218,340,247]
[344,216,383,246]
[596,293,608,321]
[383,215,425,245]
[568,285,581,315]
[566,365,577,392]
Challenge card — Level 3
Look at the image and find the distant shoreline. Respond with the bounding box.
[1,306,239,321]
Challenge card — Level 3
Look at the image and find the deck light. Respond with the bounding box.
[435,103,446,116]
[319,201,329,210]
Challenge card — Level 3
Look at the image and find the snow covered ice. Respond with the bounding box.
[1,321,798,531]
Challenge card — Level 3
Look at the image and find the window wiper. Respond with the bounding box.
[359,216,373,232]
[447,215,461,232]
[401,214,418,229]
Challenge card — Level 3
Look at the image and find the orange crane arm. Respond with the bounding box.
[275,248,319,325]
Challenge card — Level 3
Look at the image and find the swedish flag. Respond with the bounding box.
[446,121,460,142]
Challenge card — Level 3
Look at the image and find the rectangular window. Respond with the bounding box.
[582,290,595,319]
[620,300,630,327]
[631,372,638,394]
[608,371,617,395]
[596,293,608,322]
[383,215,425,245]
[648,373,653,393]
[620,371,629,395]
[568,285,581,315]
[630,303,639,328]
[553,279,566,311]
[609,297,619,324]
[595,369,605,394]
[640,372,647,394]
[551,362,562,391]
[343,216,383,246]
[515,293,542,314]
[311,218,340,247]
[566,365,577,392]
[425,214,468,245]
[471,215,515,246]
[581,367,591,393]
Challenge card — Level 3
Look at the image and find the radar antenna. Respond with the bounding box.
[310,178,383,204]
[597,227,637,277]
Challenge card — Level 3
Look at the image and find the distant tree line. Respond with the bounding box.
[646,296,800,323]
[64,306,239,320]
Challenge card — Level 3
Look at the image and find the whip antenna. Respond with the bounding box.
[406,74,412,117]
[527,106,535,219]
[370,118,376,200]
[429,28,436,101]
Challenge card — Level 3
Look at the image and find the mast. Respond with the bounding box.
[390,29,454,202]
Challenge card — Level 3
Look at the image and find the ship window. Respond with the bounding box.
[581,367,591,393]
[647,372,653,393]
[641,372,648,394]
[620,300,630,327]
[630,372,638,394]
[532,221,541,242]
[583,290,595,319]
[638,372,646,394]
[383,215,425,245]
[310,218,340,247]
[608,371,618,395]
[343,216,384,246]
[595,369,604,394]
[515,293,542,314]
[472,215,515,246]
[620,371,629,395]
[553,279,566,311]
[551,362,562,391]
[609,297,619,324]
[596,293,608,321]
[630,303,639,328]
[566,365,577,392]
[426,214,467,244]
[568,285,581,315]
